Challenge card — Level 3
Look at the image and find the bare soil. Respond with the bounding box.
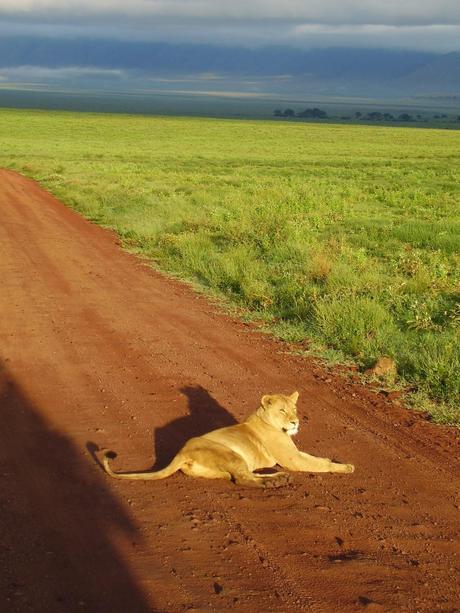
[0,169,459,613]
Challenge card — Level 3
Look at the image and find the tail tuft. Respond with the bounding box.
[105,450,117,460]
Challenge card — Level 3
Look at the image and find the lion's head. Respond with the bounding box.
[256,391,300,436]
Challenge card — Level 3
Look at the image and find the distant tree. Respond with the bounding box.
[297,107,328,119]
[366,112,383,121]
[312,107,327,119]
[457,115,460,121]
[283,108,295,117]
[416,114,422,120]
[354,111,362,119]
[383,113,394,121]
[398,113,413,122]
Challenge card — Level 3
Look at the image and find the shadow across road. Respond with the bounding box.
[0,361,152,613]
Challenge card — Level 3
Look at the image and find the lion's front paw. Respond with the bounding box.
[333,462,354,473]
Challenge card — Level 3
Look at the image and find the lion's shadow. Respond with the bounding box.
[151,385,237,469]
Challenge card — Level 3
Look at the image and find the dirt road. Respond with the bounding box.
[0,169,459,612]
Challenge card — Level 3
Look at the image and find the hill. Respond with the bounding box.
[1,36,459,97]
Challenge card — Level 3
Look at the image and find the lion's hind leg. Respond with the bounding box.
[180,440,287,487]
[232,470,292,488]
[183,456,291,488]
[180,439,292,488]
[181,459,232,481]
[179,440,239,482]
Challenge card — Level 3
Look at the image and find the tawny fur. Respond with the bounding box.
[103,392,354,488]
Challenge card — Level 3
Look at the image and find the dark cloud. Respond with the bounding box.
[0,1,459,51]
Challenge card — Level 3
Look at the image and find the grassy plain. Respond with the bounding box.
[1,108,459,424]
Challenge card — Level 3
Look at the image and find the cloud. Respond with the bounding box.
[1,1,460,25]
[0,65,125,83]
[0,1,459,51]
[292,23,460,52]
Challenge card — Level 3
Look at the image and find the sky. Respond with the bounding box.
[0,0,459,52]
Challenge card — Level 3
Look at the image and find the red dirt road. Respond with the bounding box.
[0,169,459,613]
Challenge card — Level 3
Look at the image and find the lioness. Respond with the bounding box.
[103,392,354,488]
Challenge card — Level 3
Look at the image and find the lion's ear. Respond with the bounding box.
[290,391,299,404]
[261,395,273,409]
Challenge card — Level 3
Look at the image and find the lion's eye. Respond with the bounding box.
[280,409,287,414]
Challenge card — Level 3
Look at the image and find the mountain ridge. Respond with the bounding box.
[0,37,458,96]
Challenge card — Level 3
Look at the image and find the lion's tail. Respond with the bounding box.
[102,451,184,481]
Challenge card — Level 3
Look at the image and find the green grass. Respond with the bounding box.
[1,108,459,425]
